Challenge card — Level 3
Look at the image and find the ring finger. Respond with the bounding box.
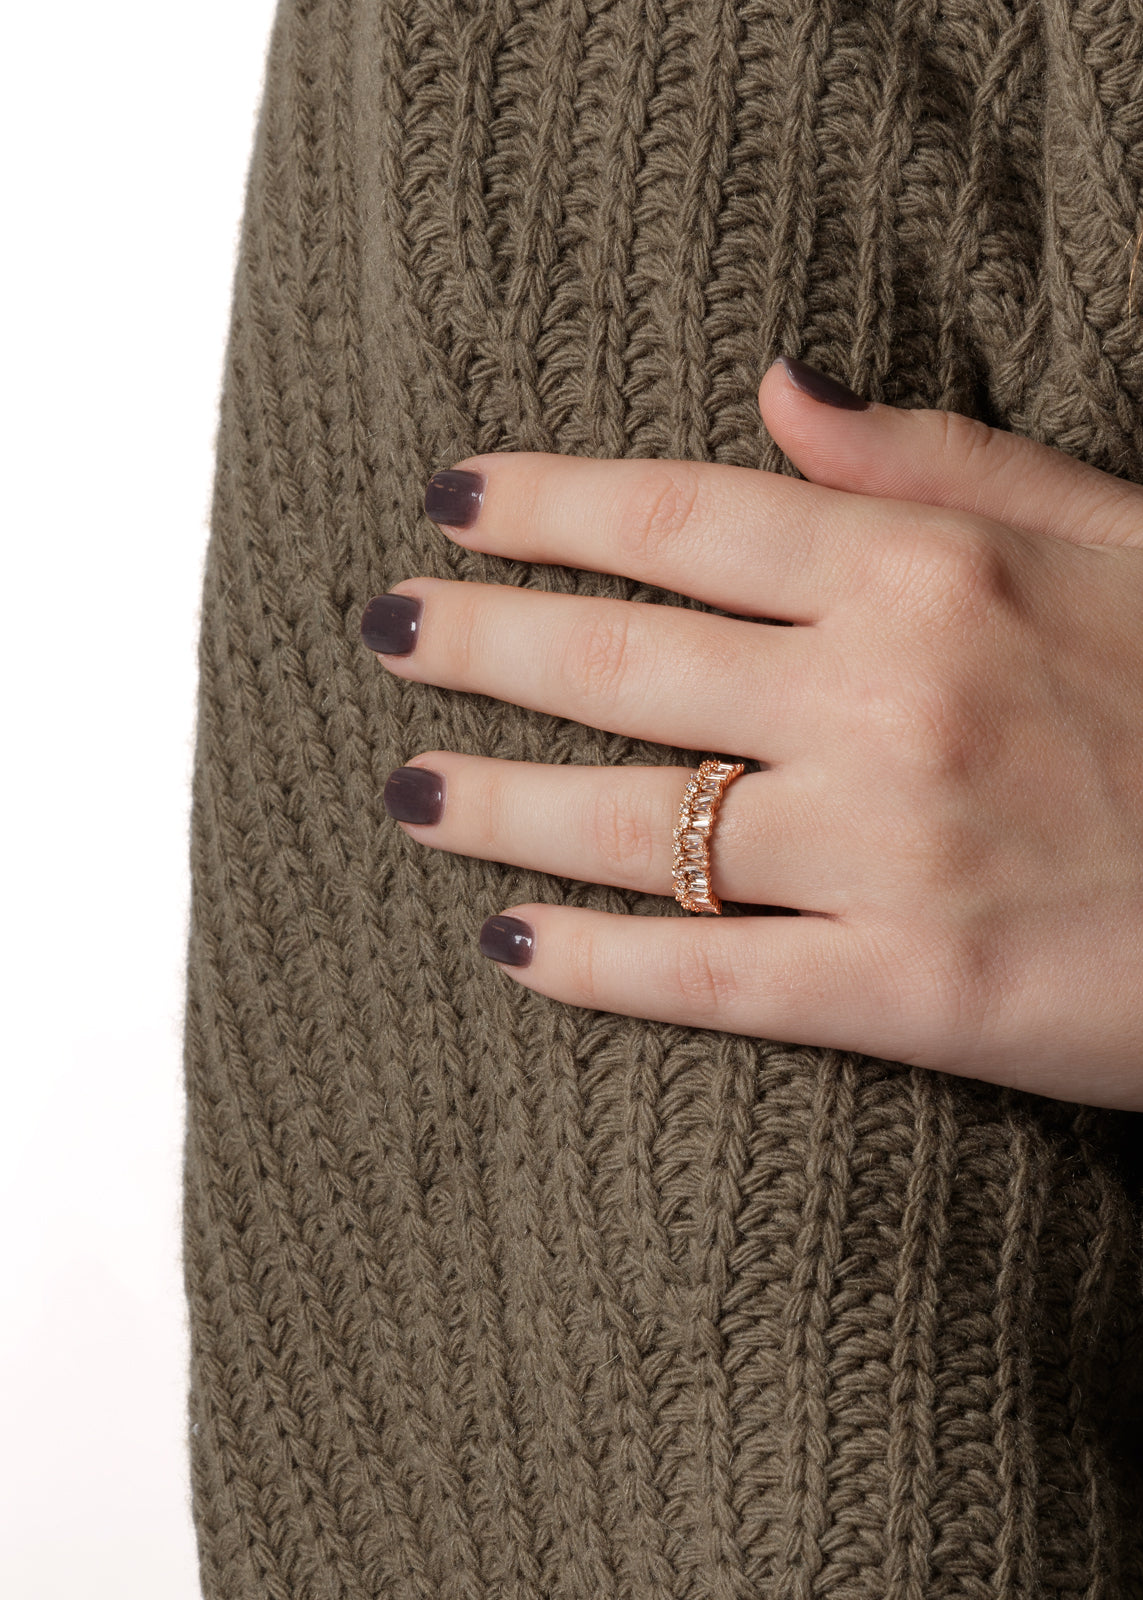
[364,576,817,759]
[384,751,849,914]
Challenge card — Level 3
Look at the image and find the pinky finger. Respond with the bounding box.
[478,902,891,1057]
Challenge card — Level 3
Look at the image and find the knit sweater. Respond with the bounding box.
[183,0,1143,1595]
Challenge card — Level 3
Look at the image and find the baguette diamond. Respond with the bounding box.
[671,758,746,914]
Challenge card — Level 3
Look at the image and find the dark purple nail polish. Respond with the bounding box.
[383,766,445,825]
[479,915,534,968]
[361,593,423,655]
[779,356,870,411]
[425,469,486,529]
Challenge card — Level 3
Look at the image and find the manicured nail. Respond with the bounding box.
[383,766,445,825]
[425,469,486,529]
[479,915,534,968]
[779,356,870,411]
[361,592,423,655]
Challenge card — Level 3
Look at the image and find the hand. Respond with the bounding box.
[362,358,1143,1111]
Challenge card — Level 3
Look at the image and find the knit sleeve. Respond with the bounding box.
[183,2,1143,1595]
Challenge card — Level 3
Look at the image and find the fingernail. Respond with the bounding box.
[383,766,445,825]
[425,469,486,529]
[479,915,535,968]
[779,356,870,411]
[361,592,423,655]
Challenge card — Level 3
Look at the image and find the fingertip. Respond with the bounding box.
[773,356,873,412]
[478,909,537,969]
[361,589,424,657]
[757,357,788,409]
[382,761,446,826]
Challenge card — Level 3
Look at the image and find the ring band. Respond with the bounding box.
[672,758,746,915]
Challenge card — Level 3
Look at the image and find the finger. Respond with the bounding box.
[423,447,912,622]
[476,903,911,1060]
[366,578,815,759]
[384,752,849,913]
[761,356,1143,549]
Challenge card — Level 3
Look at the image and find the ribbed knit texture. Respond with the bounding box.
[184,2,1143,1595]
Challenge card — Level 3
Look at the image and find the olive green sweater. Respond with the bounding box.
[184,0,1143,1594]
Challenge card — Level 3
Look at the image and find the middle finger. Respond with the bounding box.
[364,577,817,759]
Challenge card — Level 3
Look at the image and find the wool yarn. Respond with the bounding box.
[183,0,1143,1594]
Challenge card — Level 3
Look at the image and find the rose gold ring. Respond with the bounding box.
[672,759,746,915]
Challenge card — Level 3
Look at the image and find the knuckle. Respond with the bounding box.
[468,764,504,854]
[897,805,971,896]
[883,519,1014,632]
[586,784,657,882]
[563,925,603,1010]
[860,673,980,780]
[909,680,978,773]
[443,586,482,678]
[560,605,634,709]
[859,525,1013,780]
[671,936,740,1021]
[940,530,1015,623]
[617,460,704,563]
[901,922,996,1053]
[934,408,1007,482]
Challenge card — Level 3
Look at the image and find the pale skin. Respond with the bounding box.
[366,359,1143,1111]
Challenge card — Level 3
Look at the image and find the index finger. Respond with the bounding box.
[424,452,906,621]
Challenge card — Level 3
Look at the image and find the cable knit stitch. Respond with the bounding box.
[184,1,1143,1595]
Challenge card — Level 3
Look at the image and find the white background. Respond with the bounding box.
[1,3,281,1595]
